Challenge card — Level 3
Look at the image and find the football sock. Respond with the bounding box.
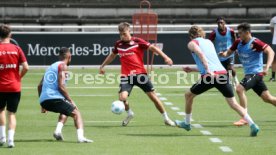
[0,126,5,138]
[162,112,169,121]
[8,130,14,142]
[272,72,275,79]
[77,129,84,140]
[55,122,64,134]
[243,114,254,126]
[127,109,133,116]
[185,114,192,124]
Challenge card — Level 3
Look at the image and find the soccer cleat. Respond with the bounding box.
[269,78,275,82]
[175,120,191,131]
[53,133,64,141]
[0,137,6,146]
[164,119,176,127]
[78,137,93,143]
[7,140,14,148]
[233,118,248,126]
[250,124,259,137]
[122,112,134,126]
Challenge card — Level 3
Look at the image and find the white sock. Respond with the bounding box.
[77,128,84,140]
[185,114,192,124]
[0,125,6,138]
[8,130,15,142]
[162,112,169,121]
[244,114,254,126]
[55,122,64,134]
[127,109,134,116]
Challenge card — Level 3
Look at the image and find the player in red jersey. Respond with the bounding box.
[0,25,29,148]
[100,22,175,127]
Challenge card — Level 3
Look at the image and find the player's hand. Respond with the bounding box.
[207,70,215,76]
[263,67,269,76]
[164,57,173,66]
[99,66,105,74]
[70,100,78,110]
[218,51,226,57]
[183,66,193,73]
[41,107,48,113]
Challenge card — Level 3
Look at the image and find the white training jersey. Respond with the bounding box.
[270,16,276,45]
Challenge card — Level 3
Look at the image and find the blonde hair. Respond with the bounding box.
[118,22,131,32]
[188,25,206,39]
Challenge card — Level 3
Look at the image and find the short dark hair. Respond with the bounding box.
[118,22,130,32]
[0,25,11,39]
[59,47,70,60]
[216,17,225,23]
[237,23,251,32]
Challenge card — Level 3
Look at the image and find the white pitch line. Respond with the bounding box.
[159,97,167,101]
[209,138,223,143]
[219,146,233,153]
[156,93,162,96]
[171,107,180,111]
[200,130,212,136]
[164,102,173,106]
[177,112,186,116]
[192,124,203,128]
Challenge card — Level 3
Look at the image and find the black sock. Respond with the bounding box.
[272,72,275,79]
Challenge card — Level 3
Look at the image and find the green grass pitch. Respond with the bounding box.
[1,67,276,155]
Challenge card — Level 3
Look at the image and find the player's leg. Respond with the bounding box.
[119,76,134,126]
[135,74,175,126]
[234,75,255,126]
[260,91,276,105]
[269,45,276,82]
[6,92,21,148]
[227,58,239,88]
[175,77,213,131]
[145,91,175,126]
[0,93,7,146]
[53,114,68,141]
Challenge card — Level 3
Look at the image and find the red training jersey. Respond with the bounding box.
[113,37,151,76]
[0,43,27,92]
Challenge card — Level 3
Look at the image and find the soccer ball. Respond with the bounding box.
[111,100,125,115]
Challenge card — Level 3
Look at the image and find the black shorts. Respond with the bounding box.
[41,99,76,116]
[190,74,234,98]
[221,57,234,70]
[0,92,21,113]
[240,74,268,96]
[119,74,155,95]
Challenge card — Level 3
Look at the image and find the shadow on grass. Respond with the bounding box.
[14,139,76,143]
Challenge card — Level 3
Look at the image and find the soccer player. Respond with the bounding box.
[269,15,276,82]
[0,25,29,148]
[175,25,259,137]
[220,23,276,126]
[37,48,92,143]
[99,22,175,127]
[209,17,238,87]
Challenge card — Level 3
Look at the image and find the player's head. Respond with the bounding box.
[188,25,206,39]
[237,23,251,41]
[0,24,12,40]
[59,47,71,66]
[118,22,132,42]
[216,17,226,30]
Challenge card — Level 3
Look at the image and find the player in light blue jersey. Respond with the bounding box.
[37,48,92,143]
[209,17,238,88]
[175,26,259,137]
[220,23,276,126]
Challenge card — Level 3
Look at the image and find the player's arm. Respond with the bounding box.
[99,52,117,74]
[148,45,173,66]
[58,63,73,104]
[263,46,275,75]
[182,66,199,73]
[187,41,210,73]
[20,61,29,78]
[219,48,235,57]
